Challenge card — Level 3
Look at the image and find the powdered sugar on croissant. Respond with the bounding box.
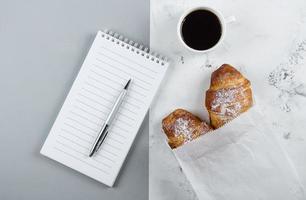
[162,109,212,149]
[205,64,253,128]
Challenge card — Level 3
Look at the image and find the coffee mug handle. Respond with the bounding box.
[225,16,236,24]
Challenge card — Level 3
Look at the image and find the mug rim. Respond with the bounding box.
[177,6,226,53]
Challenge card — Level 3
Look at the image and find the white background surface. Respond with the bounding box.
[0,0,149,199]
[150,0,306,199]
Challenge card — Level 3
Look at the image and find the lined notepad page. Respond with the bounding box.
[40,31,169,186]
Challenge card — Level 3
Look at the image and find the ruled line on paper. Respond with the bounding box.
[110,131,127,139]
[115,111,135,122]
[69,111,130,134]
[104,142,122,151]
[56,132,120,159]
[75,99,136,122]
[55,139,113,169]
[77,95,138,117]
[58,134,90,150]
[71,105,133,128]
[81,87,113,104]
[126,94,145,104]
[100,46,159,74]
[73,105,102,119]
[85,80,146,104]
[122,99,141,109]
[66,117,98,132]
[61,128,92,143]
[88,75,120,92]
[128,88,147,98]
[78,88,140,110]
[88,70,148,99]
[91,65,150,91]
[99,146,118,157]
[88,75,147,98]
[78,90,139,116]
[88,68,124,86]
[77,93,112,111]
[63,122,126,148]
[53,146,109,174]
[64,118,127,142]
[97,51,156,79]
[82,87,141,109]
[117,105,137,116]
[73,104,133,127]
[85,82,116,98]
[75,99,106,115]
[59,131,122,156]
[79,82,144,108]
[70,111,100,127]
[98,153,116,163]
[107,136,124,145]
[63,123,94,138]
[95,58,152,86]
[92,158,112,168]
[62,124,125,147]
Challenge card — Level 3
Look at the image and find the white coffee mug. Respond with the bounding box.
[177,7,235,53]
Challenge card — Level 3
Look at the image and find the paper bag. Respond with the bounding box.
[173,106,305,200]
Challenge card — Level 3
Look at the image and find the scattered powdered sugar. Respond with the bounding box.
[268,40,306,112]
[211,88,243,117]
[173,118,193,143]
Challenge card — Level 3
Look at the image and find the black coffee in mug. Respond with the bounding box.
[181,9,222,51]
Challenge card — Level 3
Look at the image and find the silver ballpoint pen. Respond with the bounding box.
[89,79,132,157]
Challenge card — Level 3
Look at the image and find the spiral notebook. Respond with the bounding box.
[40,30,169,187]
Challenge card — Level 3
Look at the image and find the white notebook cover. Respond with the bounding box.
[40,30,169,187]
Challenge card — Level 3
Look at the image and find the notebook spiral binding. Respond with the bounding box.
[101,30,168,66]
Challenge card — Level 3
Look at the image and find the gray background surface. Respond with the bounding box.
[0,0,149,199]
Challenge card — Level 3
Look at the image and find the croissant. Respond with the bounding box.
[162,109,212,149]
[205,64,253,129]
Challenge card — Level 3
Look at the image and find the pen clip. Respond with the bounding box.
[89,124,109,157]
[95,130,108,154]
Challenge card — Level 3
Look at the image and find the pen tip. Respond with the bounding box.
[124,79,132,90]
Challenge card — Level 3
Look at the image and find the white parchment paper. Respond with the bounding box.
[173,106,305,200]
